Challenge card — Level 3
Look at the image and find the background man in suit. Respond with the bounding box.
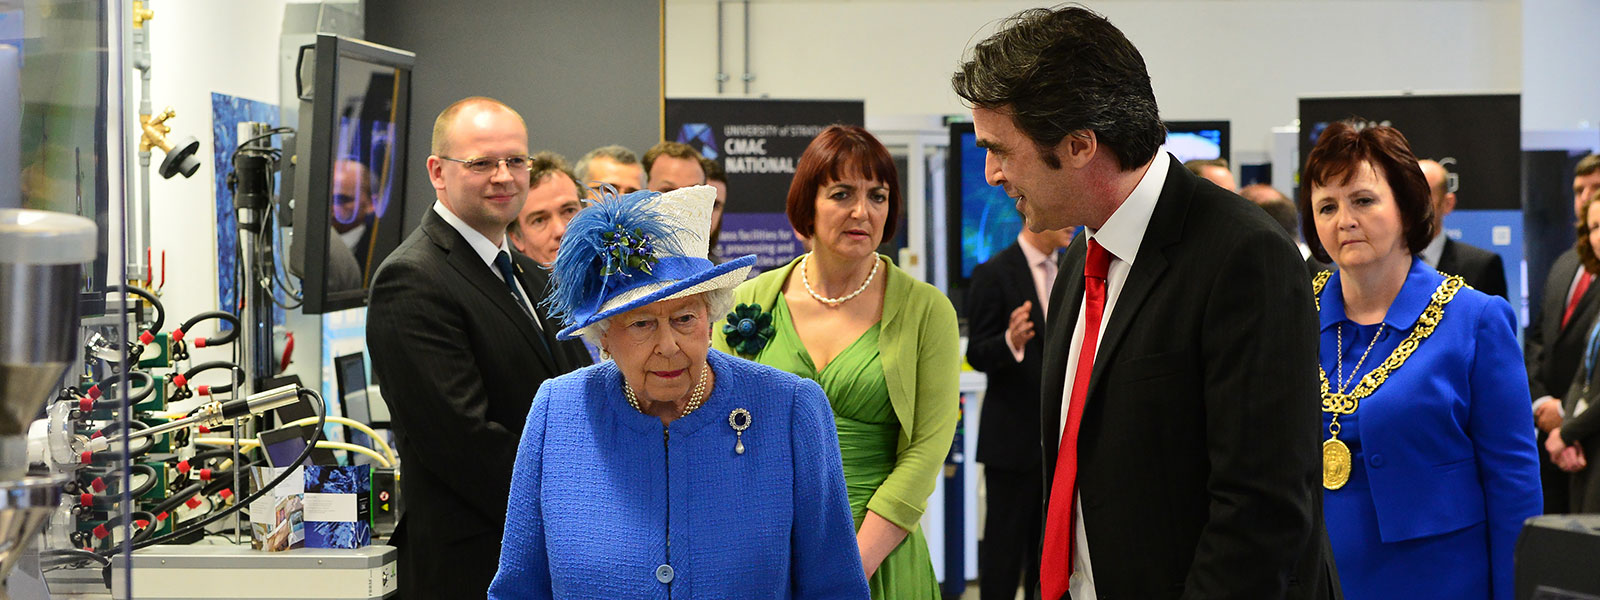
[367,96,591,598]
[1526,153,1600,514]
[573,144,645,198]
[1183,158,1235,191]
[1240,183,1330,274]
[967,220,1072,600]
[953,7,1336,599]
[506,151,583,267]
[1417,159,1508,298]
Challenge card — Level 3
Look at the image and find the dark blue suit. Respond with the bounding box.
[1317,258,1541,600]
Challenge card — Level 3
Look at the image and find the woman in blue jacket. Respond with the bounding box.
[1298,121,1541,600]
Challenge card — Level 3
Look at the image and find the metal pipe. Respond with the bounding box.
[716,1,726,94]
[742,0,753,95]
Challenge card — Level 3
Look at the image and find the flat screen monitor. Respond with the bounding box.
[290,35,415,314]
[1164,120,1230,165]
[946,121,1024,315]
[259,426,312,468]
[335,352,371,426]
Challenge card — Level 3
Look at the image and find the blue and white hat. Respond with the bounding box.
[543,185,755,340]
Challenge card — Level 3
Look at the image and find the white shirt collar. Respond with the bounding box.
[433,200,513,270]
[1420,232,1447,267]
[1084,151,1170,265]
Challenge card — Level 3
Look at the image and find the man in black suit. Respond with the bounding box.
[967,222,1072,600]
[953,7,1337,599]
[1526,153,1600,514]
[366,96,591,598]
[1417,159,1508,298]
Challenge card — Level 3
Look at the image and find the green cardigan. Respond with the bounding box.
[713,254,959,531]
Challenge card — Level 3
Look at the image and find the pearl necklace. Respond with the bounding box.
[800,253,878,307]
[624,364,710,418]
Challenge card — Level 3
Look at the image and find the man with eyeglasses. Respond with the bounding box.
[506,151,583,267]
[366,96,591,599]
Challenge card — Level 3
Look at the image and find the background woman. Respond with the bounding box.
[490,186,869,599]
[1300,121,1541,600]
[1549,189,1600,511]
[714,125,958,598]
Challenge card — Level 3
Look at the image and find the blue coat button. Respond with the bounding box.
[655,564,674,583]
[1369,453,1385,468]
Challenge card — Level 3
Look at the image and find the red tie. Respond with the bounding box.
[1565,271,1594,328]
[1041,239,1112,600]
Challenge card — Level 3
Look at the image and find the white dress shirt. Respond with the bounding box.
[1006,233,1060,362]
[1054,152,1170,599]
[432,201,543,329]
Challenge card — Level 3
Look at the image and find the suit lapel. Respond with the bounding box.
[1085,157,1188,399]
[423,211,560,374]
[1436,239,1457,274]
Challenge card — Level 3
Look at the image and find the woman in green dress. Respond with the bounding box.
[713,125,959,598]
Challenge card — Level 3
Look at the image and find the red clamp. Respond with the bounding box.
[139,330,155,345]
[89,430,104,440]
[218,488,234,500]
[79,397,94,413]
[171,374,188,388]
[90,477,106,493]
[79,451,93,465]
[197,385,211,396]
[155,511,169,523]
[194,337,208,348]
[170,329,185,342]
[184,496,202,510]
[197,426,210,434]
[79,493,93,506]
[199,468,213,482]
[176,460,191,474]
[134,519,150,529]
[84,385,101,400]
[92,524,109,540]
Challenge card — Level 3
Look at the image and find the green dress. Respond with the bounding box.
[753,294,940,599]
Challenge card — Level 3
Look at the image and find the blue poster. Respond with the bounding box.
[210,92,282,328]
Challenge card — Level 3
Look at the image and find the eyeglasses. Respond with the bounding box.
[439,155,534,174]
[615,311,707,344]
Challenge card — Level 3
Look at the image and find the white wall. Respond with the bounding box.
[666,0,1522,159]
[139,0,321,392]
[1522,0,1600,131]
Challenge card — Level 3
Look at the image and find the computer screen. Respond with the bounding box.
[1164,120,1230,164]
[947,122,1024,298]
[335,352,369,425]
[290,35,414,314]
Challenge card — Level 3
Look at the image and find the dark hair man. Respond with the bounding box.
[952,7,1336,599]
[506,151,582,267]
[366,96,592,598]
[644,141,707,195]
[1526,153,1600,514]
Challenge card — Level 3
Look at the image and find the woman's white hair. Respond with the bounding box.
[578,287,736,354]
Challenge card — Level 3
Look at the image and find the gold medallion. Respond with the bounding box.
[1322,438,1352,490]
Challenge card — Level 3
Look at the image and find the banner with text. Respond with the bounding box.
[665,98,864,271]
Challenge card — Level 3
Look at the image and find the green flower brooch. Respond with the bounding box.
[723,303,776,357]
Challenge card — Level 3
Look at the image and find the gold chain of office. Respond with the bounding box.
[1311,270,1463,412]
[1312,270,1463,489]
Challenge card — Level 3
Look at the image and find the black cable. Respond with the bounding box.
[107,284,165,334]
[80,464,159,504]
[147,482,203,519]
[181,361,244,395]
[40,548,111,571]
[177,311,241,347]
[89,370,154,406]
[99,510,159,546]
[116,388,325,554]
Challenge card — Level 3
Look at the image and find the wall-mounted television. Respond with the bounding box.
[1164,120,1230,165]
[946,121,1024,316]
[289,35,414,314]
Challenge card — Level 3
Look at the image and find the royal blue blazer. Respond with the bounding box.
[1317,258,1541,600]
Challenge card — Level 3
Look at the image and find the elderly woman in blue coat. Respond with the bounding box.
[487,186,869,599]
[1299,121,1541,600]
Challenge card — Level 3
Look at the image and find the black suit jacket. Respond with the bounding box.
[1041,157,1336,599]
[1526,248,1600,402]
[366,208,591,598]
[1437,237,1508,300]
[967,242,1047,470]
